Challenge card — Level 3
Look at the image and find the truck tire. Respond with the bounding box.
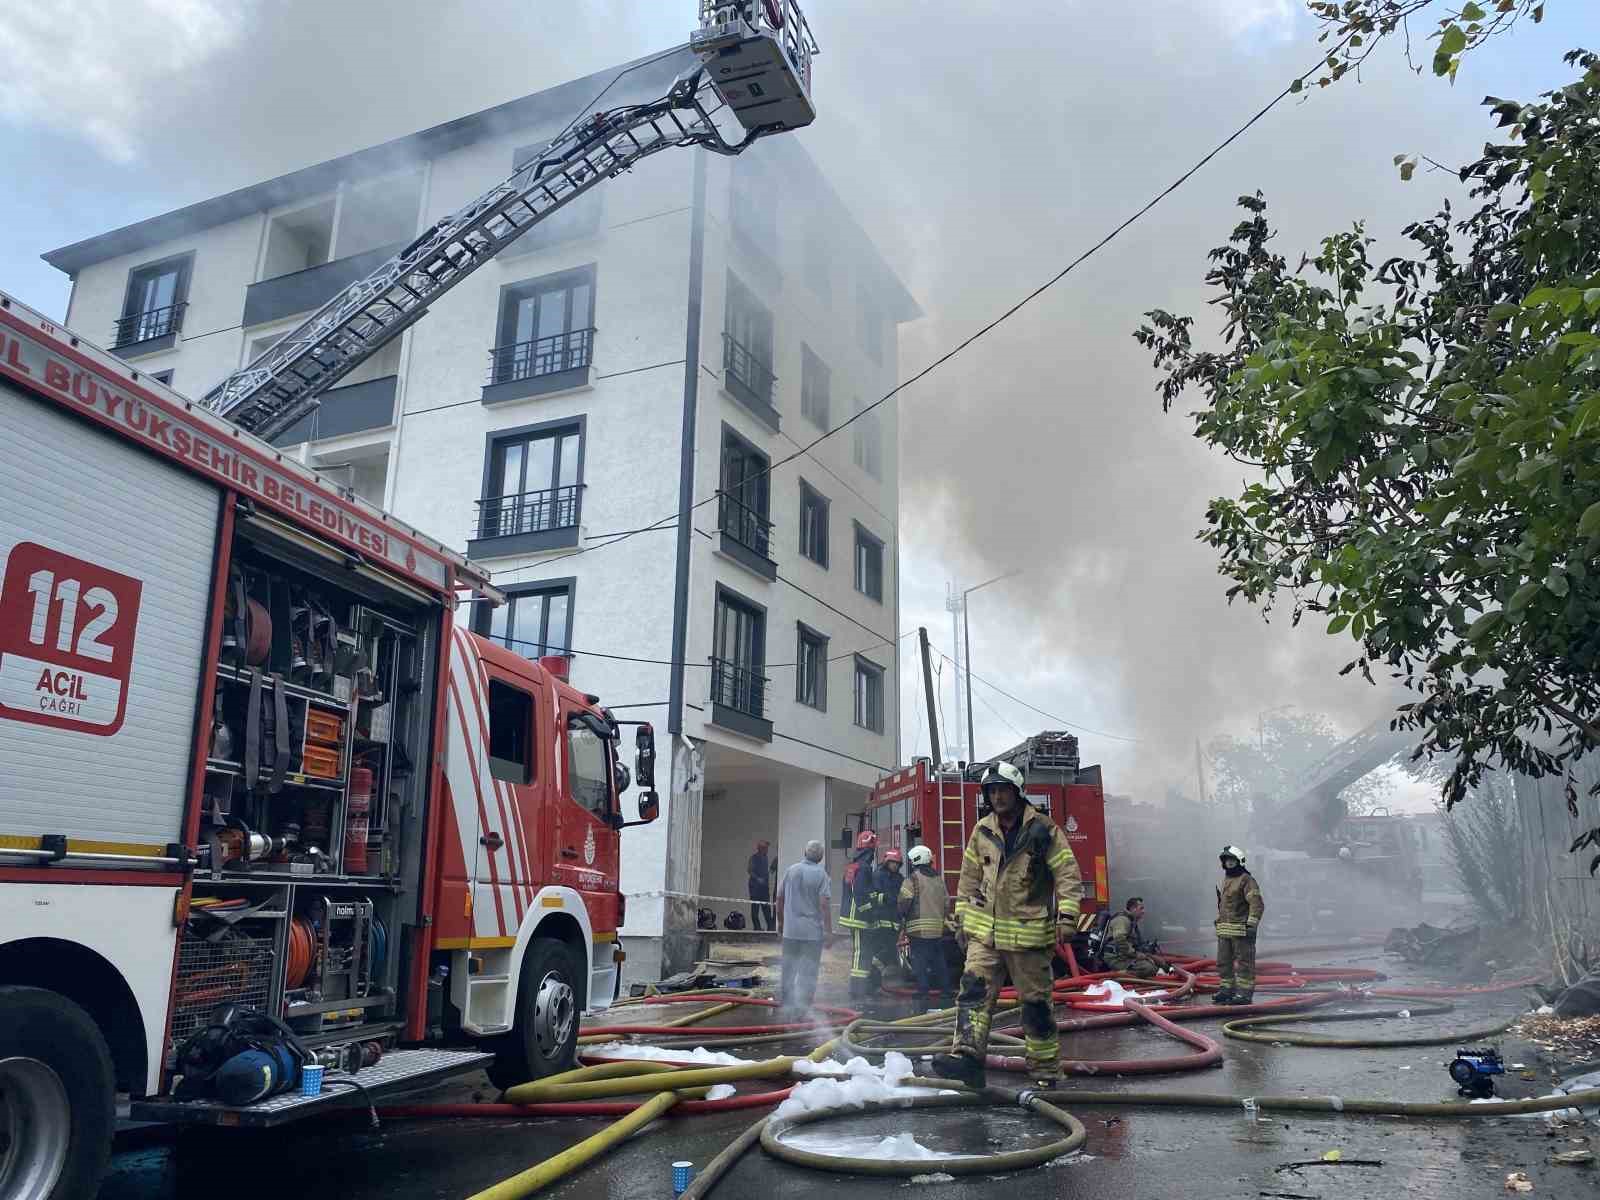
[0,986,115,1200]
[485,938,582,1090]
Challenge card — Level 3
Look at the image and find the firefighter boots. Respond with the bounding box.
[930,1052,987,1091]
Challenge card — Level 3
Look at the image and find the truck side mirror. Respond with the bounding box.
[637,790,660,824]
[635,724,656,790]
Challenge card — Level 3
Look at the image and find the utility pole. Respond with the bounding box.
[961,570,1022,767]
[944,584,965,762]
[917,627,942,766]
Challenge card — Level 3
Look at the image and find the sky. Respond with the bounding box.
[1,0,1590,810]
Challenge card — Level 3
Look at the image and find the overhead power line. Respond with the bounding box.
[492,29,1354,586]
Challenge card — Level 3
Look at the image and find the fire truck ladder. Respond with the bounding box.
[204,67,775,440]
[937,768,968,880]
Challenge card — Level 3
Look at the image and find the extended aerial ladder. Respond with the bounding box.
[205,0,818,440]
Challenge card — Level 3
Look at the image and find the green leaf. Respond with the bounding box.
[1290,77,1303,94]
[1466,609,1503,644]
[1400,158,1417,182]
[1579,500,1600,539]
[1546,568,1569,598]
[1508,581,1543,612]
[1529,170,1549,202]
[1439,24,1468,57]
[1460,1,1486,17]
[1326,614,1350,635]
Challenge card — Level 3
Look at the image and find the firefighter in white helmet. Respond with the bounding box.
[898,844,951,1012]
[932,760,1082,1089]
[1214,844,1264,1005]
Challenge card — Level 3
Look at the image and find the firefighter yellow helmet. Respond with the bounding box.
[1219,844,1247,866]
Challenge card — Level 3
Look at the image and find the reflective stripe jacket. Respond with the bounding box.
[899,866,948,939]
[872,865,905,929]
[1215,871,1264,938]
[838,851,878,929]
[1104,912,1151,964]
[955,806,1082,951]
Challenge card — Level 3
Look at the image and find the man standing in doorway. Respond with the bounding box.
[933,761,1081,1089]
[775,840,832,1013]
[748,838,774,932]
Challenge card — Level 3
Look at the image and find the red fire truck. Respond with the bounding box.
[862,732,1111,920]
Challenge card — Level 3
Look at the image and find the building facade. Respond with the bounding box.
[44,51,917,978]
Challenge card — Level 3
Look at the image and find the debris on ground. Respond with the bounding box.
[1550,1148,1595,1166]
[1511,1014,1600,1063]
[1504,1170,1534,1192]
[1385,922,1479,967]
[1274,1157,1383,1172]
[1551,971,1600,1018]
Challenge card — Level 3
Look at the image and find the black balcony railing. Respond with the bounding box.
[487,328,595,385]
[113,302,187,348]
[710,656,769,720]
[474,484,584,540]
[717,490,773,561]
[722,333,776,405]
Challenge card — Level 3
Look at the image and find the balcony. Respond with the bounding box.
[466,483,584,559]
[242,241,406,330]
[111,302,186,357]
[269,374,399,448]
[482,328,595,406]
[716,490,776,581]
[722,333,779,431]
[709,656,772,742]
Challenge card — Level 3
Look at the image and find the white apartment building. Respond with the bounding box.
[44,50,918,977]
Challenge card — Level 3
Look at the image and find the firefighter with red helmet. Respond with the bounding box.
[869,848,906,987]
[838,829,881,997]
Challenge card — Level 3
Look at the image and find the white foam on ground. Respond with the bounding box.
[792,1055,887,1078]
[705,1084,737,1101]
[580,1043,752,1066]
[779,1129,967,1161]
[775,1052,953,1124]
[907,1173,957,1184]
[1079,980,1169,1005]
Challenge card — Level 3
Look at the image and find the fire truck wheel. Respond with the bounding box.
[0,986,115,1200]
[486,938,582,1090]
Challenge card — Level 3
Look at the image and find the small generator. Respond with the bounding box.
[1448,1047,1505,1098]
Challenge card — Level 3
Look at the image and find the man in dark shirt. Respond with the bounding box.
[748,839,774,931]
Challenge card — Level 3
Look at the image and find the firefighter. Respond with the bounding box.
[932,761,1082,1089]
[838,830,881,998]
[899,845,951,1011]
[1214,845,1264,1005]
[870,849,906,983]
[1103,897,1165,979]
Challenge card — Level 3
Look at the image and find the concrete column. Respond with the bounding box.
[776,772,828,887]
[619,734,703,983]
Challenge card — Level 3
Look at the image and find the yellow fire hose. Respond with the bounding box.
[575,1000,739,1045]
[503,1055,801,1104]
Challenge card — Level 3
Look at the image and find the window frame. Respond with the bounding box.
[853,654,885,734]
[722,271,779,430]
[487,679,535,784]
[483,264,597,405]
[474,577,577,662]
[565,711,615,821]
[796,622,828,711]
[851,398,883,480]
[507,143,605,251]
[469,416,587,556]
[717,424,776,578]
[853,522,885,604]
[800,343,831,429]
[710,584,772,740]
[798,478,829,568]
[115,252,193,351]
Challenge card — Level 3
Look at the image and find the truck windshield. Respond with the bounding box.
[566,715,612,818]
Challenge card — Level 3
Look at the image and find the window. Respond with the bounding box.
[800,345,830,429]
[492,267,595,386]
[712,590,767,719]
[566,714,612,819]
[797,624,828,710]
[730,157,777,248]
[854,524,884,602]
[480,422,582,540]
[116,255,191,347]
[852,399,882,480]
[335,171,423,259]
[508,144,604,252]
[723,273,776,417]
[485,583,573,660]
[487,681,534,783]
[804,225,829,299]
[798,480,828,567]
[858,281,885,365]
[719,428,772,564]
[262,200,334,279]
[150,369,175,386]
[853,656,885,733]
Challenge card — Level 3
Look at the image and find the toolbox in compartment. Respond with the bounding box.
[305,710,347,747]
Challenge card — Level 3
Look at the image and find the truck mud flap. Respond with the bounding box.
[129,1048,492,1128]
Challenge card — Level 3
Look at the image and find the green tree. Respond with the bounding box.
[1208,710,1391,818]
[1306,2,1549,88]
[1134,51,1600,873]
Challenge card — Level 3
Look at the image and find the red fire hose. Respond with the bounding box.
[987,997,1222,1074]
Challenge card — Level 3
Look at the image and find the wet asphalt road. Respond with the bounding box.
[104,948,1599,1200]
